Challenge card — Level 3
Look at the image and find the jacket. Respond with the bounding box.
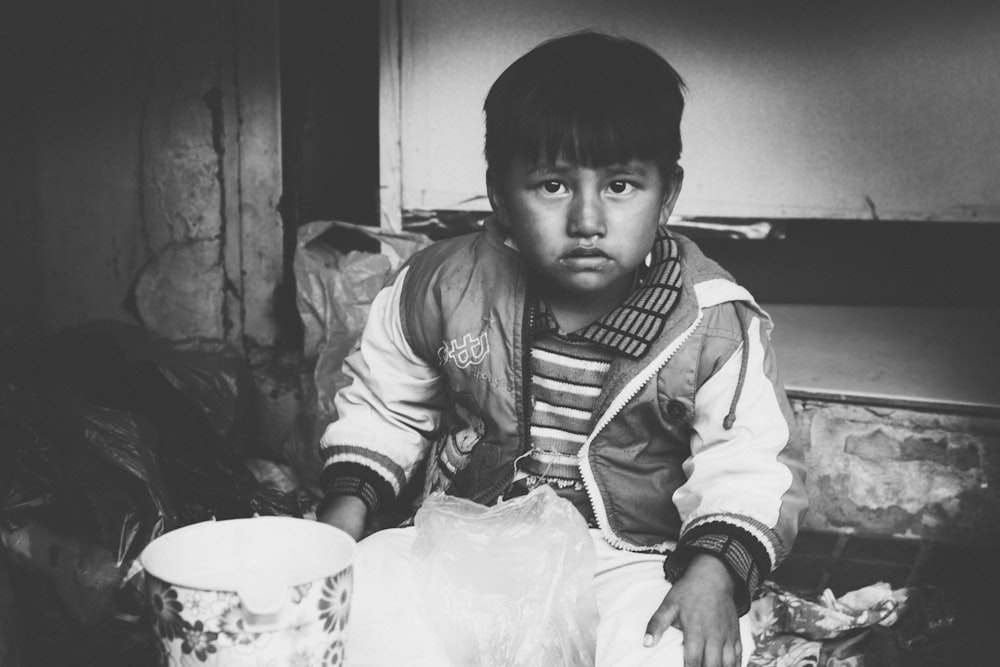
[320,219,807,612]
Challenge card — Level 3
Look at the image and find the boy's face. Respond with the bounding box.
[489,157,682,310]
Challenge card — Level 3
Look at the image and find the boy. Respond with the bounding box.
[318,31,807,667]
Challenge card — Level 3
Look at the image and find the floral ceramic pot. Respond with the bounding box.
[139,516,355,666]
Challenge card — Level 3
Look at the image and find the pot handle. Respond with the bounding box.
[237,581,289,628]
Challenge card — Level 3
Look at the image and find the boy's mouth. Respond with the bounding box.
[560,246,612,269]
[564,246,608,259]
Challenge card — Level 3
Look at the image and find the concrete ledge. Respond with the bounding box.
[768,305,1000,414]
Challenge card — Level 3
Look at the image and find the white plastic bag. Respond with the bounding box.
[286,220,432,486]
[412,486,598,667]
[294,219,432,422]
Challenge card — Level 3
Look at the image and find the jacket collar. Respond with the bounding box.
[532,226,682,359]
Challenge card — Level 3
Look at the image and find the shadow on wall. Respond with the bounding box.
[0,0,284,351]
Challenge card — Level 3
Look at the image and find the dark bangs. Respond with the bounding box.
[485,32,686,176]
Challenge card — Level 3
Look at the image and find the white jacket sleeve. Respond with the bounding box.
[319,266,444,511]
[668,300,807,613]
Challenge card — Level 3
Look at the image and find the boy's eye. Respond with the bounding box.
[541,181,566,195]
[607,180,635,195]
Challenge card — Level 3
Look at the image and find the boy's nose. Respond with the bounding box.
[567,194,606,239]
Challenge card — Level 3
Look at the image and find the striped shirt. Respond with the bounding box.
[519,334,613,487]
[516,228,682,492]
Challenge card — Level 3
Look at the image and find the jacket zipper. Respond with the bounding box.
[578,310,704,552]
[483,285,535,504]
[521,292,535,450]
[508,294,537,488]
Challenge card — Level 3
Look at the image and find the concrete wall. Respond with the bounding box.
[0,27,37,342]
[793,397,1000,546]
[385,0,1000,222]
[1,1,282,349]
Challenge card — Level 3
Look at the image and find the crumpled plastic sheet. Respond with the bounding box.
[412,486,599,667]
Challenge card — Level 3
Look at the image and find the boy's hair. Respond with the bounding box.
[484,31,686,178]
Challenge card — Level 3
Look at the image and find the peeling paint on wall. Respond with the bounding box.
[144,94,222,243]
[134,240,224,340]
[793,398,1000,546]
[9,2,281,349]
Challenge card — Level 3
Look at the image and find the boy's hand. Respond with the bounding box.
[316,494,368,542]
[644,553,742,667]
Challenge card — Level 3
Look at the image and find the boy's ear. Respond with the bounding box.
[487,169,514,231]
[486,169,505,215]
[660,166,684,223]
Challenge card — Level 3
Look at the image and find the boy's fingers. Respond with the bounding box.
[643,600,679,647]
[683,635,707,667]
[724,640,741,667]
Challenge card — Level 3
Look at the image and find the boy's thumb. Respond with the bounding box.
[643,601,679,647]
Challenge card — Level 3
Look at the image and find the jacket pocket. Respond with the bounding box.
[424,392,485,495]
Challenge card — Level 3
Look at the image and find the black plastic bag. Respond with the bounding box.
[0,322,301,528]
[0,323,302,666]
[0,382,174,566]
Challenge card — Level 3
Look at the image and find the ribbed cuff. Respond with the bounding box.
[663,524,772,616]
[319,462,396,515]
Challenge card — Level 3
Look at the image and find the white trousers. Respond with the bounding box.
[345,527,753,666]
